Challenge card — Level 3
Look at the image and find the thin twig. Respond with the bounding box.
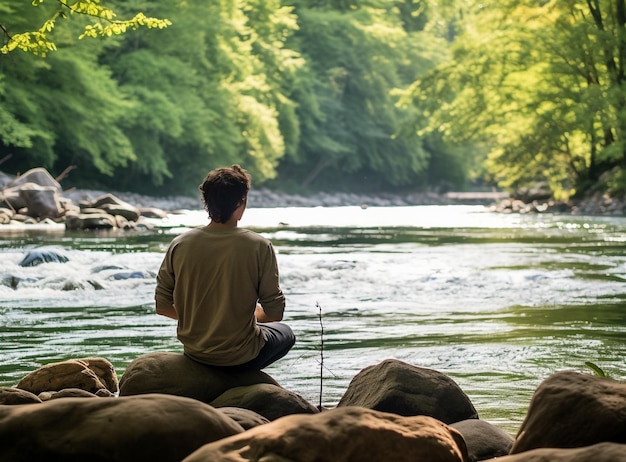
[317,301,324,410]
[0,153,12,166]
[0,23,11,43]
[55,165,76,183]
[55,0,115,24]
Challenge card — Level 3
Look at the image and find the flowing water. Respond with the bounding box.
[1,205,625,434]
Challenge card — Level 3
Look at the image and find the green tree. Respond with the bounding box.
[0,2,135,179]
[276,0,451,192]
[409,0,626,199]
[1,0,473,197]
[0,0,301,195]
[99,0,302,195]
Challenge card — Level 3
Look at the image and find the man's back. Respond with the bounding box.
[155,226,285,366]
[155,164,293,371]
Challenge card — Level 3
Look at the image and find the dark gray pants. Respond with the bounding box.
[227,322,295,371]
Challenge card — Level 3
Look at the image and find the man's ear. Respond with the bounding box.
[234,200,246,220]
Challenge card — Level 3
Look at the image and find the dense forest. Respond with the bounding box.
[1,0,625,200]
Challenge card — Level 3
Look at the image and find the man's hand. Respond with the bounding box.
[255,303,282,323]
[156,303,178,320]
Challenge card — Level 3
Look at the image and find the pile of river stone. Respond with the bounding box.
[0,167,168,230]
[0,354,624,461]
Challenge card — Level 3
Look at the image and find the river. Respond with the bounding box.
[1,204,625,434]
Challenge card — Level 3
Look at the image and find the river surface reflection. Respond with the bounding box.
[1,205,625,433]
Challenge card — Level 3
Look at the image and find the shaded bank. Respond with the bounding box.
[66,187,626,216]
[0,167,510,229]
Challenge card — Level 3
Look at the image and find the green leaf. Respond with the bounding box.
[585,361,608,378]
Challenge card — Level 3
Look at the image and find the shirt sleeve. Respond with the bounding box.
[155,242,176,310]
[257,242,285,318]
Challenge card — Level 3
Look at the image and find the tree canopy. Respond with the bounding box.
[1,0,626,199]
[408,0,626,199]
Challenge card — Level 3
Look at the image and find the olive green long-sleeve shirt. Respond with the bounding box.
[155,226,285,366]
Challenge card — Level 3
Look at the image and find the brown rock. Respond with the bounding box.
[139,207,168,218]
[78,207,108,214]
[11,212,36,223]
[0,169,64,219]
[95,388,115,397]
[20,183,64,219]
[38,388,99,401]
[0,394,244,462]
[83,193,140,221]
[338,359,479,424]
[183,406,469,462]
[0,207,12,223]
[0,185,27,211]
[65,211,117,230]
[451,419,514,461]
[16,357,118,395]
[100,204,139,222]
[8,167,62,190]
[487,442,626,461]
[210,383,319,421]
[115,214,130,229]
[511,370,626,453]
[59,197,80,215]
[119,352,279,403]
[0,387,42,405]
[218,407,270,430]
[80,356,119,393]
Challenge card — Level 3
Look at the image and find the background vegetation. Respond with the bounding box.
[1,0,625,199]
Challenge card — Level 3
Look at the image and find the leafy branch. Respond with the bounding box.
[1,0,171,56]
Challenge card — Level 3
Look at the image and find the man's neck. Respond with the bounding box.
[208,219,237,229]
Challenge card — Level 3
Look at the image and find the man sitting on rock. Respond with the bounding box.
[155,165,295,370]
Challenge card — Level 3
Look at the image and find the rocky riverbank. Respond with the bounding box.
[1,168,625,230]
[65,185,626,215]
[63,187,504,211]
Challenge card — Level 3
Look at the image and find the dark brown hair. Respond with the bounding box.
[199,165,251,223]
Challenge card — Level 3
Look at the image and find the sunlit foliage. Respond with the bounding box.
[0,0,170,56]
[409,0,626,199]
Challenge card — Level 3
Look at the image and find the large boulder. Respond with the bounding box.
[510,370,626,453]
[337,359,479,424]
[450,419,514,462]
[0,183,64,219]
[210,383,319,421]
[0,394,244,462]
[1,168,64,219]
[487,442,626,461]
[182,406,469,462]
[16,357,119,395]
[19,183,64,218]
[119,352,279,403]
[19,248,69,267]
[8,167,62,190]
[0,387,42,405]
